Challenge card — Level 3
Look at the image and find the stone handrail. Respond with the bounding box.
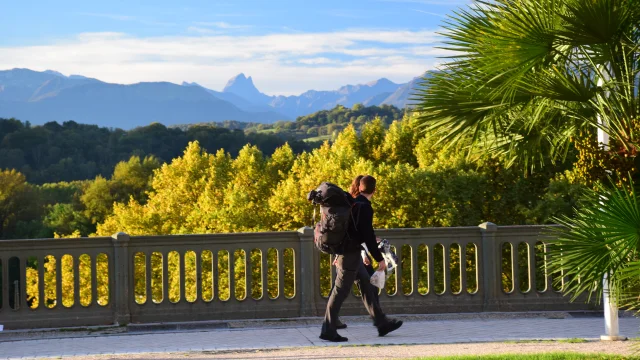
[0,223,592,330]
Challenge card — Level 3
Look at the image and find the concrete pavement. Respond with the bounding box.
[0,315,638,359]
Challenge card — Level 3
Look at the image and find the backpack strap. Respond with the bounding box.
[350,202,362,231]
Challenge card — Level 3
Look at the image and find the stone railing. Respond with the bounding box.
[0,223,593,330]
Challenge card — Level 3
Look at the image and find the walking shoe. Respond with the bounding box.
[336,319,347,330]
[377,319,403,337]
[319,333,348,342]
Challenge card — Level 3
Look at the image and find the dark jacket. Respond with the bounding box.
[345,194,384,262]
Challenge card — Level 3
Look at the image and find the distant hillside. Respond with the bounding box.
[0,68,431,129]
[176,104,406,143]
[0,117,314,184]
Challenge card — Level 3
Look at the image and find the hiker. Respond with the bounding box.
[332,176,382,329]
[349,175,381,278]
[319,175,403,342]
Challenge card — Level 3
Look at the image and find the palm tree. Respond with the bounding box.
[414,0,640,322]
[414,0,639,176]
[548,176,640,310]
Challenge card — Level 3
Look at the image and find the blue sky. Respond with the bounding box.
[1,0,470,95]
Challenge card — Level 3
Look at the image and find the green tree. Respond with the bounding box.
[218,145,272,232]
[97,142,212,236]
[81,176,114,225]
[380,117,420,166]
[359,117,386,162]
[0,169,37,238]
[43,203,92,237]
[80,156,159,229]
[111,156,160,203]
[188,149,234,233]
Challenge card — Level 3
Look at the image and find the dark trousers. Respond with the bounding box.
[362,254,379,303]
[321,252,387,336]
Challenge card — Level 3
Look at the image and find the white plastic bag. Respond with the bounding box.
[370,269,386,289]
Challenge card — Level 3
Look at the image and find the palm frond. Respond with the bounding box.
[547,175,640,303]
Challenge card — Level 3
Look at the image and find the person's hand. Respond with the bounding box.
[376,237,382,243]
[363,257,371,266]
[377,260,386,272]
[332,256,338,266]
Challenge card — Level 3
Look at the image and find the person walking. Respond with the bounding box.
[349,175,380,279]
[320,175,403,342]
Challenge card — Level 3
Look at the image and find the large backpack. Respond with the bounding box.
[307,182,355,254]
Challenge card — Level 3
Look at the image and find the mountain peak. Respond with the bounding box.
[223,73,255,92]
[222,73,271,104]
[44,70,66,78]
[182,81,201,87]
[366,78,396,87]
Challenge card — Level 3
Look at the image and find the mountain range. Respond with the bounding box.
[0,68,427,129]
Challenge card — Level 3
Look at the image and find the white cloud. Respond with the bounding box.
[298,57,335,65]
[0,29,443,95]
[409,46,456,56]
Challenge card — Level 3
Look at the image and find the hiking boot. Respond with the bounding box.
[319,333,348,342]
[377,319,403,337]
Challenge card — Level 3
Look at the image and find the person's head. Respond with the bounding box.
[350,174,376,198]
[349,175,364,197]
[359,175,376,197]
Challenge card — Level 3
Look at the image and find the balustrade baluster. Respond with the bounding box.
[278,249,285,299]
[411,244,418,296]
[162,251,169,303]
[179,251,186,303]
[394,245,403,296]
[427,245,435,295]
[460,242,467,295]
[20,258,27,310]
[38,256,45,309]
[245,249,252,301]
[91,254,98,306]
[528,241,536,293]
[145,252,152,304]
[261,248,269,299]
[511,242,518,293]
[444,244,451,295]
[546,243,559,292]
[229,249,236,301]
[1,259,7,310]
[212,250,219,301]
[74,255,80,307]
[55,256,62,308]
[196,250,203,302]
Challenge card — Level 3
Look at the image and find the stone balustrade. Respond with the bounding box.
[0,223,593,330]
